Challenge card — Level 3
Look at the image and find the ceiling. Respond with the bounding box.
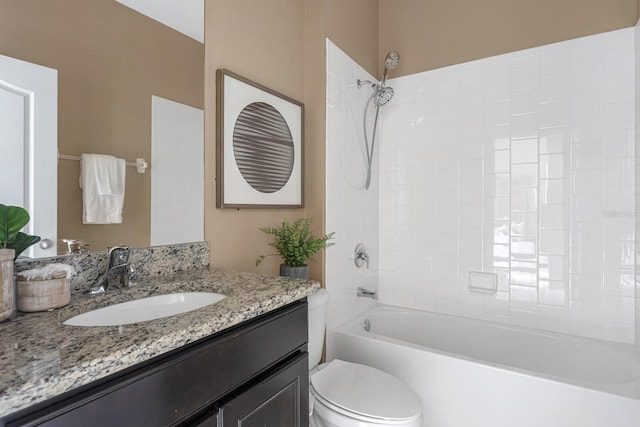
[115,0,204,43]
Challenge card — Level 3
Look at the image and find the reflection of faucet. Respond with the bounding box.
[62,239,90,254]
[88,246,136,295]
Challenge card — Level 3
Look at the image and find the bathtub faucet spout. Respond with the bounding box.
[357,287,378,299]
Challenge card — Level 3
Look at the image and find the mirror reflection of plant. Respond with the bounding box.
[0,204,41,259]
[256,218,334,268]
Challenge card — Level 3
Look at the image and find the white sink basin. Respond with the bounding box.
[64,292,227,327]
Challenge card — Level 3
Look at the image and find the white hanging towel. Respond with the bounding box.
[80,154,126,224]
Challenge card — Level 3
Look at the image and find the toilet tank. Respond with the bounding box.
[307,289,330,370]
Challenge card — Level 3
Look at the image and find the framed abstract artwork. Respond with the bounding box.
[216,69,304,208]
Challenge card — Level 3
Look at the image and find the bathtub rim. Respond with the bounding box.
[330,303,640,400]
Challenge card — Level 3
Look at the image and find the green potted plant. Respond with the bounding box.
[0,204,41,259]
[256,218,334,279]
[0,204,41,322]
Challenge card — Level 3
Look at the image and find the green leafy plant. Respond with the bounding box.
[256,218,334,267]
[0,204,41,260]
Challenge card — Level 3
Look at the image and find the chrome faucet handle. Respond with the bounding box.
[354,243,370,269]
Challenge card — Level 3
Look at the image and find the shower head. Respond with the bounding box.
[385,51,400,71]
[356,50,399,107]
[374,86,394,107]
[381,51,400,86]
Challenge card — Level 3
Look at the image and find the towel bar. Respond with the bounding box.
[58,153,148,173]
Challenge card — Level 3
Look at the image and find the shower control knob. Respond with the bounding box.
[39,239,54,249]
[354,243,370,268]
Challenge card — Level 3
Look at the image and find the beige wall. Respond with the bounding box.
[205,0,377,281]
[323,0,379,77]
[205,0,307,276]
[0,0,203,253]
[304,0,329,282]
[379,0,638,77]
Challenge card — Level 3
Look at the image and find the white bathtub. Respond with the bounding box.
[327,304,640,427]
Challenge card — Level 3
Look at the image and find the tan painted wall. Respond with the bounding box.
[304,0,329,282]
[205,0,377,281]
[0,0,203,253]
[323,0,379,77]
[205,0,308,276]
[379,0,638,77]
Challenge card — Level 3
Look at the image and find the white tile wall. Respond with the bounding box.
[325,40,379,328]
[378,28,636,343]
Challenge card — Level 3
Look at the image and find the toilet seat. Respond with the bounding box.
[310,359,422,424]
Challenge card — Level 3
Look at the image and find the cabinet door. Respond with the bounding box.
[219,353,308,427]
[190,409,218,427]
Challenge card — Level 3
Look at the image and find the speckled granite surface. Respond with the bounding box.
[15,242,210,294]
[0,267,319,417]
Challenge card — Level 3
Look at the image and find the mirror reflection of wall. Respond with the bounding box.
[150,96,204,246]
[0,0,204,256]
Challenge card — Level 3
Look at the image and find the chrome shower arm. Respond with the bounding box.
[357,79,377,89]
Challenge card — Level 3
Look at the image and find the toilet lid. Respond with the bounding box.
[310,359,422,421]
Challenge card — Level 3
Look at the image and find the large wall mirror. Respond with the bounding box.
[0,0,204,257]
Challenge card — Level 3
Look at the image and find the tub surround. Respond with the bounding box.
[377,27,636,342]
[327,25,638,344]
[325,39,380,330]
[1,244,319,417]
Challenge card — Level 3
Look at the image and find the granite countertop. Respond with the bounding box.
[0,268,320,417]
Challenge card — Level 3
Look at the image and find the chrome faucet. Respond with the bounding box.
[357,287,378,299]
[88,246,136,295]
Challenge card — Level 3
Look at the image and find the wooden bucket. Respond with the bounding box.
[16,270,71,312]
[0,249,15,321]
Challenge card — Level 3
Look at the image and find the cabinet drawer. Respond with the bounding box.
[9,301,307,427]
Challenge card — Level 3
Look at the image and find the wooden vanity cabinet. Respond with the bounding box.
[190,352,308,427]
[3,300,309,427]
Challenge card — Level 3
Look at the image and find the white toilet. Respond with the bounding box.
[308,289,423,427]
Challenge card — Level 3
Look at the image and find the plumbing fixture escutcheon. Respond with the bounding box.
[354,243,370,268]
